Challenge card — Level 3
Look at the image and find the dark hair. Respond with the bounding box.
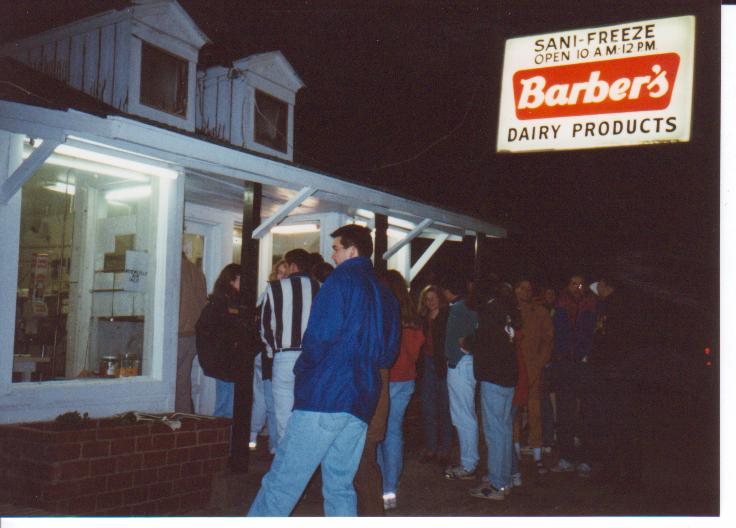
[312,261,334,283]
[212,263,241,305]
[598,276,619,290]
[438,274,466,296]
[284,248,311,272]
[382,270,421,328]
[468,274,520,326]
[308,252,325,271]
[330,224,373,257]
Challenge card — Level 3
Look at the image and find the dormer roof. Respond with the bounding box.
[131,0,210,49]
[233,51,305,93]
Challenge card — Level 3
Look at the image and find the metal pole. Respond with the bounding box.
[474,232,485,281]
[231,180,261,472]
[374,213,388,274]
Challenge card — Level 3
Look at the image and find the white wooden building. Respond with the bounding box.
[0,0,505,424]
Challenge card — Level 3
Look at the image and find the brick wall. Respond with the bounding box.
[0,416,231,515]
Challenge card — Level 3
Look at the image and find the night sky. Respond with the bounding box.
[0,0,721,294]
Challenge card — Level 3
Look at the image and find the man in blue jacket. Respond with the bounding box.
[248,224,400,517]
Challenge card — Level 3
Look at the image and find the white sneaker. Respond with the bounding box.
[383,492,397,510]
[550,458,575,472]
[511,472,522,487]
[576,462,592,478]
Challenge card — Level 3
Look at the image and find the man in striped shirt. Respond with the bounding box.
[259,248,320,447]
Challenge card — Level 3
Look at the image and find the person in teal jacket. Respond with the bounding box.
[248,224,400,517]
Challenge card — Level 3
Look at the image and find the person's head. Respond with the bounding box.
[311,261,334,283]
[439,275,466,302]
[597,277,617,299]
[514,279,533,304]
[382,270,421,328]
[567,275,586,299]
[308,252,325,272]
[467,274,502,311]
[212,263,241,304]
[542,286,557,306]
[284,248,311,275]
[418,284,445,317]
[330,224,373,265]
[269,259,288,281]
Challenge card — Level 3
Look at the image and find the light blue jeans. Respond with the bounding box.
[377,380,415,495]
[511,405,520,476]
[480,381,515,490]
[214,355,276,453]
[248,410,367,517]
[250,353,277,452]
[447,355,479,471]
[214,380,233,418]
[271,350,301,447]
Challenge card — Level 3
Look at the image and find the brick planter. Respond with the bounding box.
[0,415,231,516]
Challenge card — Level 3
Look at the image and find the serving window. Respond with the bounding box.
[13,152,157,383]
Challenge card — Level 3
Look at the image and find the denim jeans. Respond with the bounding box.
[251,352,266,435]
[272,350,301,447]
[480,381,514,489]
[214,380,233,417]
[420,355,452,454]
[447,355,479,471]
[248,410,367,517]
[510,405,520,476]
[377,380,415,495]
[249,353,277,452]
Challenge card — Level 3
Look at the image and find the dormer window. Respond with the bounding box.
[254,89,288,153]
[140,42,188,117]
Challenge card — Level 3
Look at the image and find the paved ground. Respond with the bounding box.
[0,373,716,519]
[198,380,719,518]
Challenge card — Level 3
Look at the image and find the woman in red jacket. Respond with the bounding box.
[377,270,425,510]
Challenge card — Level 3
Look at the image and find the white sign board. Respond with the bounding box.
[497,16,695,153]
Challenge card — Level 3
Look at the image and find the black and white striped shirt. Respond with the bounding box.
[259,272,320,358]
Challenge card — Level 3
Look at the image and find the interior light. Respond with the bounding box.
[271,223,320,235]
[388,217,415,230]
[387,228,409,238]
[43,182,76,195]
[24,140,178,180]
[54,144,179,180]
[105,185,152,201]
[356,209,375,219]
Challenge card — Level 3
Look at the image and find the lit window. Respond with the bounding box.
[254,90,288,153]
[140,42,188,116]
[13,161,155,382]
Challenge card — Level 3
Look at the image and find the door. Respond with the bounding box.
[183,219,217,415]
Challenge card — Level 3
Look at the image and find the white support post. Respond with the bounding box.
[409,233,449,282]
[251,186,317,239]
[0,139,61,204]
[383,218,433,261]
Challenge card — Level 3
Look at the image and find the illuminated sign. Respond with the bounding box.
[497,16,695,152]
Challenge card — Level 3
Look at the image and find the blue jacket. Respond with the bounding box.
[552,291,598,363]
[293,256,400,423]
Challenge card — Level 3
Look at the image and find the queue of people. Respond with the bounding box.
[184,224,639,516]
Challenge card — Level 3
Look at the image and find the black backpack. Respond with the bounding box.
[195,300,260,382]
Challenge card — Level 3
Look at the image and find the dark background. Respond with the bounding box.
[0,0,720,296]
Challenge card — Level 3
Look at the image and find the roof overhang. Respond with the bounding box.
[0,100,506,238]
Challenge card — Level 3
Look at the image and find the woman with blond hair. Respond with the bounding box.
[417,284,452,466]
